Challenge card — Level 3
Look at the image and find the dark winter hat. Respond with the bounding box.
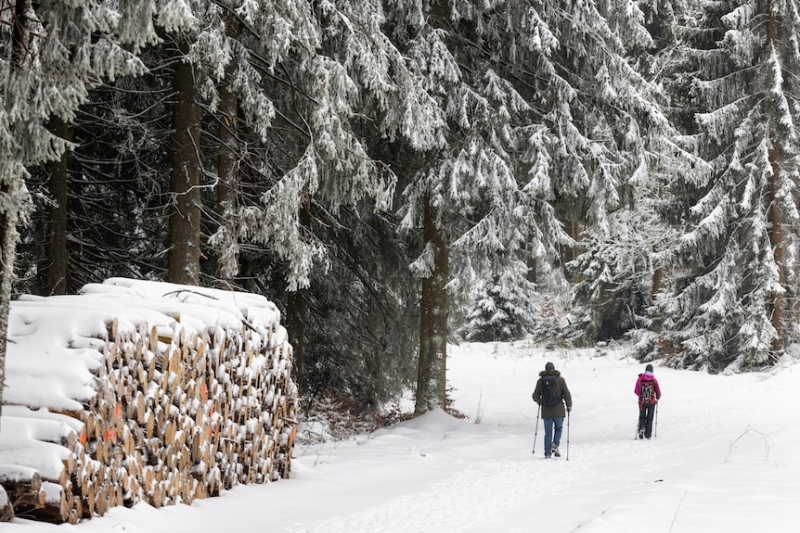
[545,362,555,371]
[645,364,654,372]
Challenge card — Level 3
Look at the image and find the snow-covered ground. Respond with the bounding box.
[7,340,800,532]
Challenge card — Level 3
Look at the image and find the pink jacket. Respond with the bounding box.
[634,371,661,401]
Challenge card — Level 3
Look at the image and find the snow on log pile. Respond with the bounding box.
[0,278,297,524]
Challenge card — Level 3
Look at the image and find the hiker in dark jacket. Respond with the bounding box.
[532,362,572,458]
[634,364,662,439]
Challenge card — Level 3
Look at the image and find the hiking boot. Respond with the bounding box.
[638,429,645,440]
[552,445,560,457]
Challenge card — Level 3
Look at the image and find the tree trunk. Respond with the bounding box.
[0,180,15,427]
[44,115,70,295]
[285,203,311,390]
[768,140,785,358]
[215,70,238,276]
[413,0,452,417]
[1,0,34,427]
[766,4,784,360]
[214,16,239,282]
[525,237,538,284]
[10,0,30,65]
[560,219,582,279]
[415,192,449,416]
[651,244,663,297]
[168,39,203,285]
[285,290,307,392]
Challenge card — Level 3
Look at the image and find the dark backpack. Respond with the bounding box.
[639,380,657,407]
[540,375,561,407]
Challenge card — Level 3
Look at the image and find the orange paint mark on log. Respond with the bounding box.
[201,383,208,402]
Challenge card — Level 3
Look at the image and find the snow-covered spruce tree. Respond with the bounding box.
[1,0,143,417]
[15,45,175,297]
[389,0,692,413]
[115,0,288,287]
[208,0,431,289]
[565,212,662,343]
[15,1,296,295]
[460,269,535,343]
[297,203,420,410]
[386,0,560,415]
[201,0,320,285]
[207,0,444,395]
[138,0,238,286]
[36,1,145,295]
[14,0,209,293]
[505,0,690,345]
[653,0,800,371]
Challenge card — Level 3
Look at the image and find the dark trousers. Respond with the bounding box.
[638,404,656,438]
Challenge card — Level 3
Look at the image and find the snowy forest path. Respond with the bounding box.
[276,344,702,533]
[271,343,800,533]
[281,451,555,533]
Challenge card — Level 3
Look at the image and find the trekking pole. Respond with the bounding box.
[566,410,570,461]
[654,403,658,438]
[532,404,540,454]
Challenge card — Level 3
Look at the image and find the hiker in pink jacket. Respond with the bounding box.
[634,364,661,439]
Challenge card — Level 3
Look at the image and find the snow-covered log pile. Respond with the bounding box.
[0,278,297,524]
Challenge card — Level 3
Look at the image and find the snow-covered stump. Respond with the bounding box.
[0,279,297,523]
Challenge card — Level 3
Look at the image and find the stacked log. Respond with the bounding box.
[0,485,12,522]
[0,281,297,523]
